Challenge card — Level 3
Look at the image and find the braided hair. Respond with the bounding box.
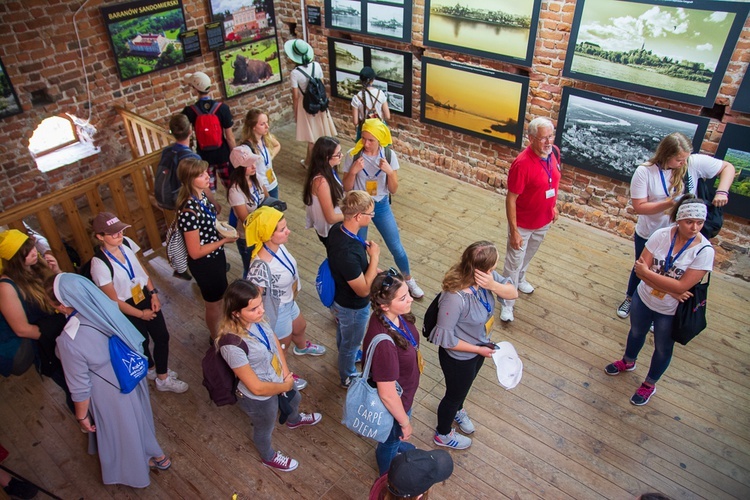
[370,270,416,350]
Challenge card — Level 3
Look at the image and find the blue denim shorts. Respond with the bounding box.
[274,300,300,340]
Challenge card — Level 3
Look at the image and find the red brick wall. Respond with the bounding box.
[1,0,748,278]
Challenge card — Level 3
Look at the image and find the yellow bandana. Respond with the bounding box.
[350,118,392,157]
[244,207,284,259]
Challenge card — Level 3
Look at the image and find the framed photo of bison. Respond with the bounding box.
[327,38,412,117]
[218,36,282,99]
[208,0,278,50]
[101,0,188,81]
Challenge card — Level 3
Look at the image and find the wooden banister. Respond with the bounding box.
[114,106,173,159]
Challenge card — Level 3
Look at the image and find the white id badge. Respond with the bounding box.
[545,188,555,199]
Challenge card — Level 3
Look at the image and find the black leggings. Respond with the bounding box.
[436,347,485,435]
[127,290,170,374]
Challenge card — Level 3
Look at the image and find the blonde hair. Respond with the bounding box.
[442,241,499,293]
[339,190,373,217]
[648,132,692,195]
[176,157,209,209]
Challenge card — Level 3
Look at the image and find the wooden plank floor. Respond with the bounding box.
[2,123,749,499]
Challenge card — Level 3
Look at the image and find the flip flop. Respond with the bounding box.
[149,455,172,470]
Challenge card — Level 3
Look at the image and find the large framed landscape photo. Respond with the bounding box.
[733,73,750,114]
[208,0,277,49]
[424,0,542,66]
[714,123,750,219]
[325,0,413,43]
[218,37,281,99]
[563,0,749,107]
[101,0,188,81]
[555,87,710,183]
[420,58,528,148]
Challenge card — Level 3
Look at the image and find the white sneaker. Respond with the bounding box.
[147,367,178,381]
[155,376,188,393]
[405,278,425,299]
[517,281,535,294]
[433,429,472,450]
[454,408,475,434]
[293,375,308,391]
[500,305,514,322]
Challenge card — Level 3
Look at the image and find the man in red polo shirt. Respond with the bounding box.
[501,117,561,322]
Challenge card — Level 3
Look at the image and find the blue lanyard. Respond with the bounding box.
[341,225,369,248]
[332,169,343,187]
[384,316,417,348]
[103,246,135,280]
[192,195,216,220]
[251,183,262,206]
[249,324,271,351]
[68,309,78,318]
[469,286,491,314]
[263,244,296,278]
[665,231,695,273]
[259,138,269,166]
[658,168,672,197]
[540,155,553,188]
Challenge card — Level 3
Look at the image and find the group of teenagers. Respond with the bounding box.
[0,36,737,497]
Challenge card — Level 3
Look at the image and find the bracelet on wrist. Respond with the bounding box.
[715,190,729,196]
[77,411,89,422]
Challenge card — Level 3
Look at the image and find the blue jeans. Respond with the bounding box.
[236,239,253,278]
[624,292,675,384]
[375,409,415,475]
[625,233,649,297]
[357,198,411,276]
[331,302,370,384]
[267,186,279,200]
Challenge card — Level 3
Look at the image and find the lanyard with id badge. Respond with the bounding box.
[259,139,276,185]
[263,244,299,299]
[384,316,425,374]
[250,324,282,376]
[363,148,385,196]
[651,231,695,300]
[103,247,145,305]
[541,155,556,200]
[470,286,494,334]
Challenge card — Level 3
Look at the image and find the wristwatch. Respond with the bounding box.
[149,288,159,295]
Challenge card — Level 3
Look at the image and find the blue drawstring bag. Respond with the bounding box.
[315,259,336,307]
[108,334,148,394]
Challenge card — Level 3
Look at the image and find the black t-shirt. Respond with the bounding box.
[326,222,369,309]
[182,98,233,165]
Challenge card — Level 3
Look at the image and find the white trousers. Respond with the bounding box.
[502,222,551,308]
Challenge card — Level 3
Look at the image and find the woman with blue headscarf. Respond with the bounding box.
[48,273,171,488]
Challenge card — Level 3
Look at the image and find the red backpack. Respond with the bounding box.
[201,333,248,406]
[191,102,223,151]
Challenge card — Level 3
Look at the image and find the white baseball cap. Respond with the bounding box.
[185,71,211,93]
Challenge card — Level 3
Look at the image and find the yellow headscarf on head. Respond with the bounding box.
[244,206,284,259]
[350,118,392,157]
[0,229,29,274]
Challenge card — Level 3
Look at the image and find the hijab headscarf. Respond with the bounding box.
[350,118,392,157]
[0,229,29,274]
[53,273,145,353]
[244,206,284,259]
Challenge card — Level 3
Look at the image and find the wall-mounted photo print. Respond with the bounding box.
[208,0,277,49]
[326,0,412,43]
[0,56,22,119]
[424,0,541,67]
[555,87,710,183]
[420,58,528,148]
[733,72,750,114]
[328,38,412,117]
[218,37,282,99]
[101,0,187,81]
[563,0,749,107]
[715,123,750,219]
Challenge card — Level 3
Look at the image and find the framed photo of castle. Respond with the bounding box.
[101,0,188,81]
[420,58,528,148]
[714,123,750,219]
[424,0,542,67]
[325,0,413,43]
[218,36,282,99]
[563,0,749,107]
[207,0,277,49]
[0,56,22,119]
[555,87,710,183]
[327,38,412,117]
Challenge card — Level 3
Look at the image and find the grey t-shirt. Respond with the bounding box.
[219,321,283,400]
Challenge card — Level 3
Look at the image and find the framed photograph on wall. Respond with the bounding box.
[563,0,749,107]
[328,38,412,117]
[0,56,22,119]
[420,57,528,148]
[733,72,750,114]
[207,0,277,49]
[555,87,710,183]
[101,0,188,81]
[714,123,750,219]
[218,37,282,99]
[325,0,413,43]
[424,0,542,67]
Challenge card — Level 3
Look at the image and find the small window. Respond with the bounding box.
[29,114,100,172]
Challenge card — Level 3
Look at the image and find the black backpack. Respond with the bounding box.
[421,292,442,340]
[296,66,329,115]
[79,239,133,282]
[684,172,723,239]
[155,146,200,210]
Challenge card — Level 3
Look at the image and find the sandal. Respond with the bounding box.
[149,455,172,470]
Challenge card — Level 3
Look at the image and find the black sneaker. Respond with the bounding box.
[173,270,193,281]
[616,297,632,318]
[4,477,39,499]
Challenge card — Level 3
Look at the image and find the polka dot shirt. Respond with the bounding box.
[178,193,223,259]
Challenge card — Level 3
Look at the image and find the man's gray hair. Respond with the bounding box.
[528,117,555,137]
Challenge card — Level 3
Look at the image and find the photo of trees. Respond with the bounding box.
[715,123,750,219]
[564,0,748,106]
[0,56,21,119]
[101,0,187,81]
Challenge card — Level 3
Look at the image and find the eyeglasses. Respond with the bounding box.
[331,152,343,158]
[360,211,375,217]
[381,267,399,289]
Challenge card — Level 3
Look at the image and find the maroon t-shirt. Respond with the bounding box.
[362,315,421,413]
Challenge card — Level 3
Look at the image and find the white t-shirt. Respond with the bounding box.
[341,146,400,202]
[290,62,322,92]
[90,237,149,302]
[351,88,387,121]
[631,154,723,239]
[247,244,300,305]
[637,226,714,315]
[228,183,265,237]
[254,139,278,192]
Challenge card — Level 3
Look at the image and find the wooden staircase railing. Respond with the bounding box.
[114,105,173,158]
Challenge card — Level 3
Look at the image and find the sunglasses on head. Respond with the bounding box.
[381,267,399,289]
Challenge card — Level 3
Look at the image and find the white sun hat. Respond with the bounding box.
[492,341,523,390]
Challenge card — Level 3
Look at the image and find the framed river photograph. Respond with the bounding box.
[207,0,277,49]
[555,87,710,183]
[420,57,528,148]
[563,0,749,107]
[714,123,750,219]
[325,0,413,43]
[101,0,188,81]
[328,38,412,117]
[0,56,22,119]
[424,0,541,67]
[218,36,282,99]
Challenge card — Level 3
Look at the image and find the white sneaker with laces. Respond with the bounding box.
[147,367,178,381]
[500,304,514,322]
[155,375,188,393]
[454,408,475,434]
[433,429,472,450]
[405,278,425,299]
[517,281,535,294]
